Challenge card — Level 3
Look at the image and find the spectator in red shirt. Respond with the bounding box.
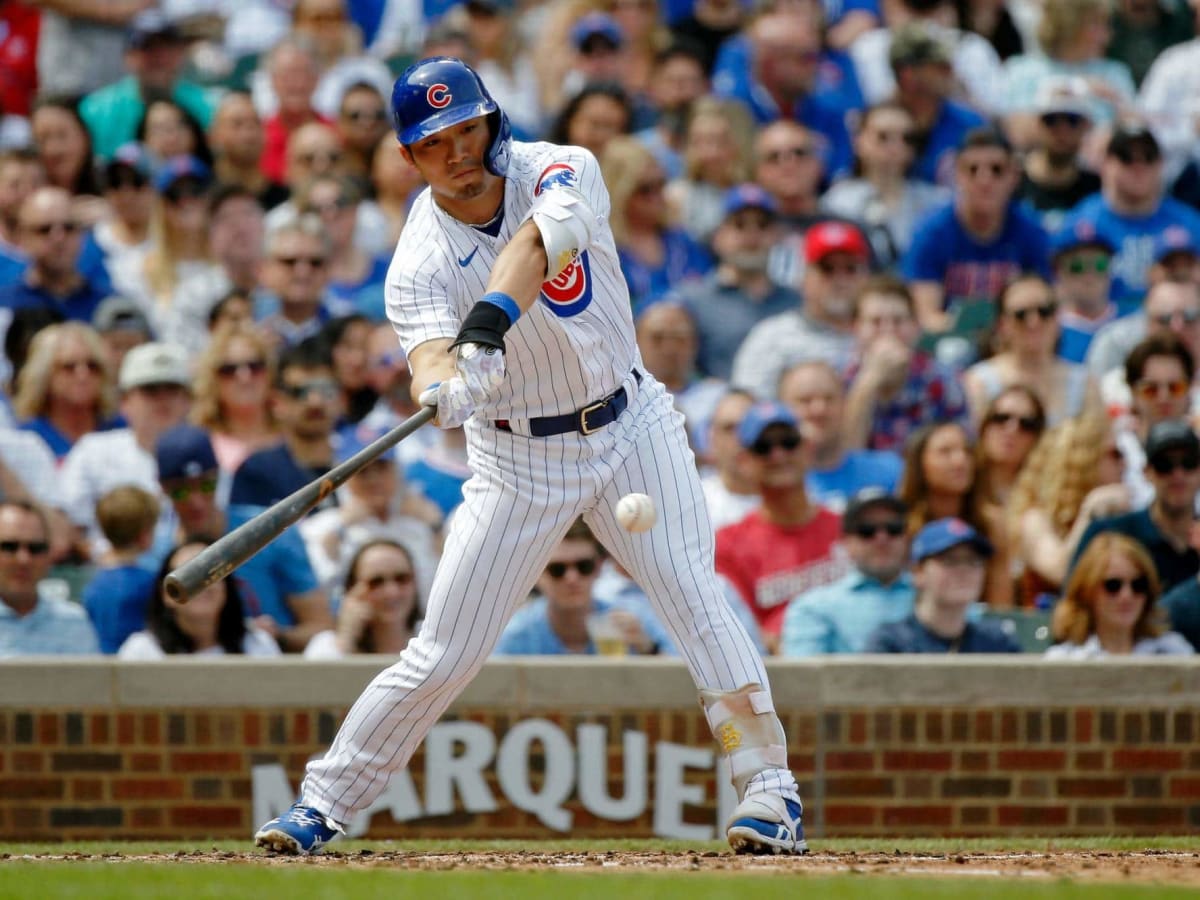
[0,1,38,118]
[715,401,848,650]
[261,40,329,185]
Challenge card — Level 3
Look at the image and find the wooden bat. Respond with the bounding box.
[164,405,436,603]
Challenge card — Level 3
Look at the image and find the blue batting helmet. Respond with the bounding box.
[390,56,512,176]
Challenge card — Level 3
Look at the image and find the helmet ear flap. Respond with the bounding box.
[485,108,512,177]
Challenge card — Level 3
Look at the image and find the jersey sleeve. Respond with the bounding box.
[523,142,612,225]
[383,204,461,354]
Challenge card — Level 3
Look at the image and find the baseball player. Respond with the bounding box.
[255,57,807,857]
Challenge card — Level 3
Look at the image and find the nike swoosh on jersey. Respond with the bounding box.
[458,247,479,267]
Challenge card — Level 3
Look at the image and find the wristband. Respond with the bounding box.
[481,291,521,325]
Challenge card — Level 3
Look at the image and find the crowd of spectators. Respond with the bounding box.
[1,0,1200,662]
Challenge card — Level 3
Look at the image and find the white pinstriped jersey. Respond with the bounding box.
[385,141,639,421]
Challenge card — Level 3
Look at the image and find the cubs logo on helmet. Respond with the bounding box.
[534,164,577,196]
[540,251,593,318]
[426,84,452,109]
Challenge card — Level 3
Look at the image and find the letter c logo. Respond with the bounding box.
[427,84,452,109]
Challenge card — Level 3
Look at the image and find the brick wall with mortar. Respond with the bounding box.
[1,658,1198,840]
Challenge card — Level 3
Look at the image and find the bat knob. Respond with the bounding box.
[163,573,188,604]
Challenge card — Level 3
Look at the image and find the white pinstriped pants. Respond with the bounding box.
[301,373,799,824]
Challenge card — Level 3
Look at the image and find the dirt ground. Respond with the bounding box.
[8,848,1200,885]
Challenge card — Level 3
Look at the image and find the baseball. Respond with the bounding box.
[616,493,657,533]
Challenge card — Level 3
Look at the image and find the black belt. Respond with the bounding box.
[495,370,642,437]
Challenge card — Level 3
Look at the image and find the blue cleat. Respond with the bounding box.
[726,794,809,855]
[254,802,342,855]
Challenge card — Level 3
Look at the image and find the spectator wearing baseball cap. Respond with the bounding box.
[730,220,867,401]
[863,517,1020,653]
[872,22,987,188]
[714,401,848,648]
[1059,122,1200,314]
[903,127,1050,342]
[154,422,333,654]
[78,10,217,161]
[1015,78,1100,233]
[781,489,915,656]
[60,342,193,558]
[672,184,800,381]
[1073,419,1200,593]
[1048,220,1117,364]
[92,295,153,374]
[1150,227,1200,287]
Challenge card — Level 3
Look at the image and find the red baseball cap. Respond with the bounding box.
[804,221,869,264]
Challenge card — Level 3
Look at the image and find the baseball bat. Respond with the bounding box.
[163,405,437,603]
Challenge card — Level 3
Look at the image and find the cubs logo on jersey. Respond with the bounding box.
[426,84,452,109]
[540,250,593,317]
[534,163,576,196]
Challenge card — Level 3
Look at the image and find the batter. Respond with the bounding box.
[254,57,807,857]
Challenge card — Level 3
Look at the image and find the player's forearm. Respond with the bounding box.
[407,338,458,406]
[483,220,550,314]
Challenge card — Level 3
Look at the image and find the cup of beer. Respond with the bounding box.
[586,611,627,657]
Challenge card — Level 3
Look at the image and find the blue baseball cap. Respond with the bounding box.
[911,517,993,563]
[154,155,212,194]
[156,424,218,482]
[335,424,395,467]
[105,142,153,182]
[1049,220,1115,262]
[571,13,624,49]
[737,401,799,449]
[1153,226,1199,264]
[722,183,778,220]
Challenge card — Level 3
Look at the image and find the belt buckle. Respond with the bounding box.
[579,399,607,435]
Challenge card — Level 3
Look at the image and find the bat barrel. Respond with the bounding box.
[164,405,436,603]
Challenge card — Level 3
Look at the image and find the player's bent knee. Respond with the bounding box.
[699,684,788,796]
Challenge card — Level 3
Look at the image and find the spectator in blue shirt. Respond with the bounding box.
[904,127,1049,341]
[1050,221,1118,365]
[157,422,334,653]
[779,360,902,513]
[888,24,986,188]
[0,186,109,325]
[0,500,99,657]
[83,485,159,654]
[231,338,342,515]
[781,489,915,655]
[495,520,672,656]
[864,517,1021,653]
[715,10,854,179]
[1060,124,1200,315]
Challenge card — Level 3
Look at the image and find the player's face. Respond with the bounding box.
[538,538,602,613]
[404,116,493,204]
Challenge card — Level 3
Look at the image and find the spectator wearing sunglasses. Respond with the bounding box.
[904,128,1050,341]
[297,176,388,320]
[715,401,848,650]
[0,186,109,326]
[1095,282,1200,419]
[155,423,332,654]
[299,425,439,600]
[305,539,424,659]
[257,217,337,347]
[494,519,671,656]
[1073,419,1200,592]
[333,82,391,184]
[780,489,914,656]
[83,485,159,654]
[964,274,1100,427]
[190,323,279,476]
[1016,78,1100,233]
[0,500,99,657]
[1048,532,1192,658]
[1049,221,1117,364]
[1060,124,1200,314]
[863,517,1020,653]
[1112,334,1196,510]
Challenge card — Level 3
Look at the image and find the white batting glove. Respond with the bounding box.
[418,342,506,429]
